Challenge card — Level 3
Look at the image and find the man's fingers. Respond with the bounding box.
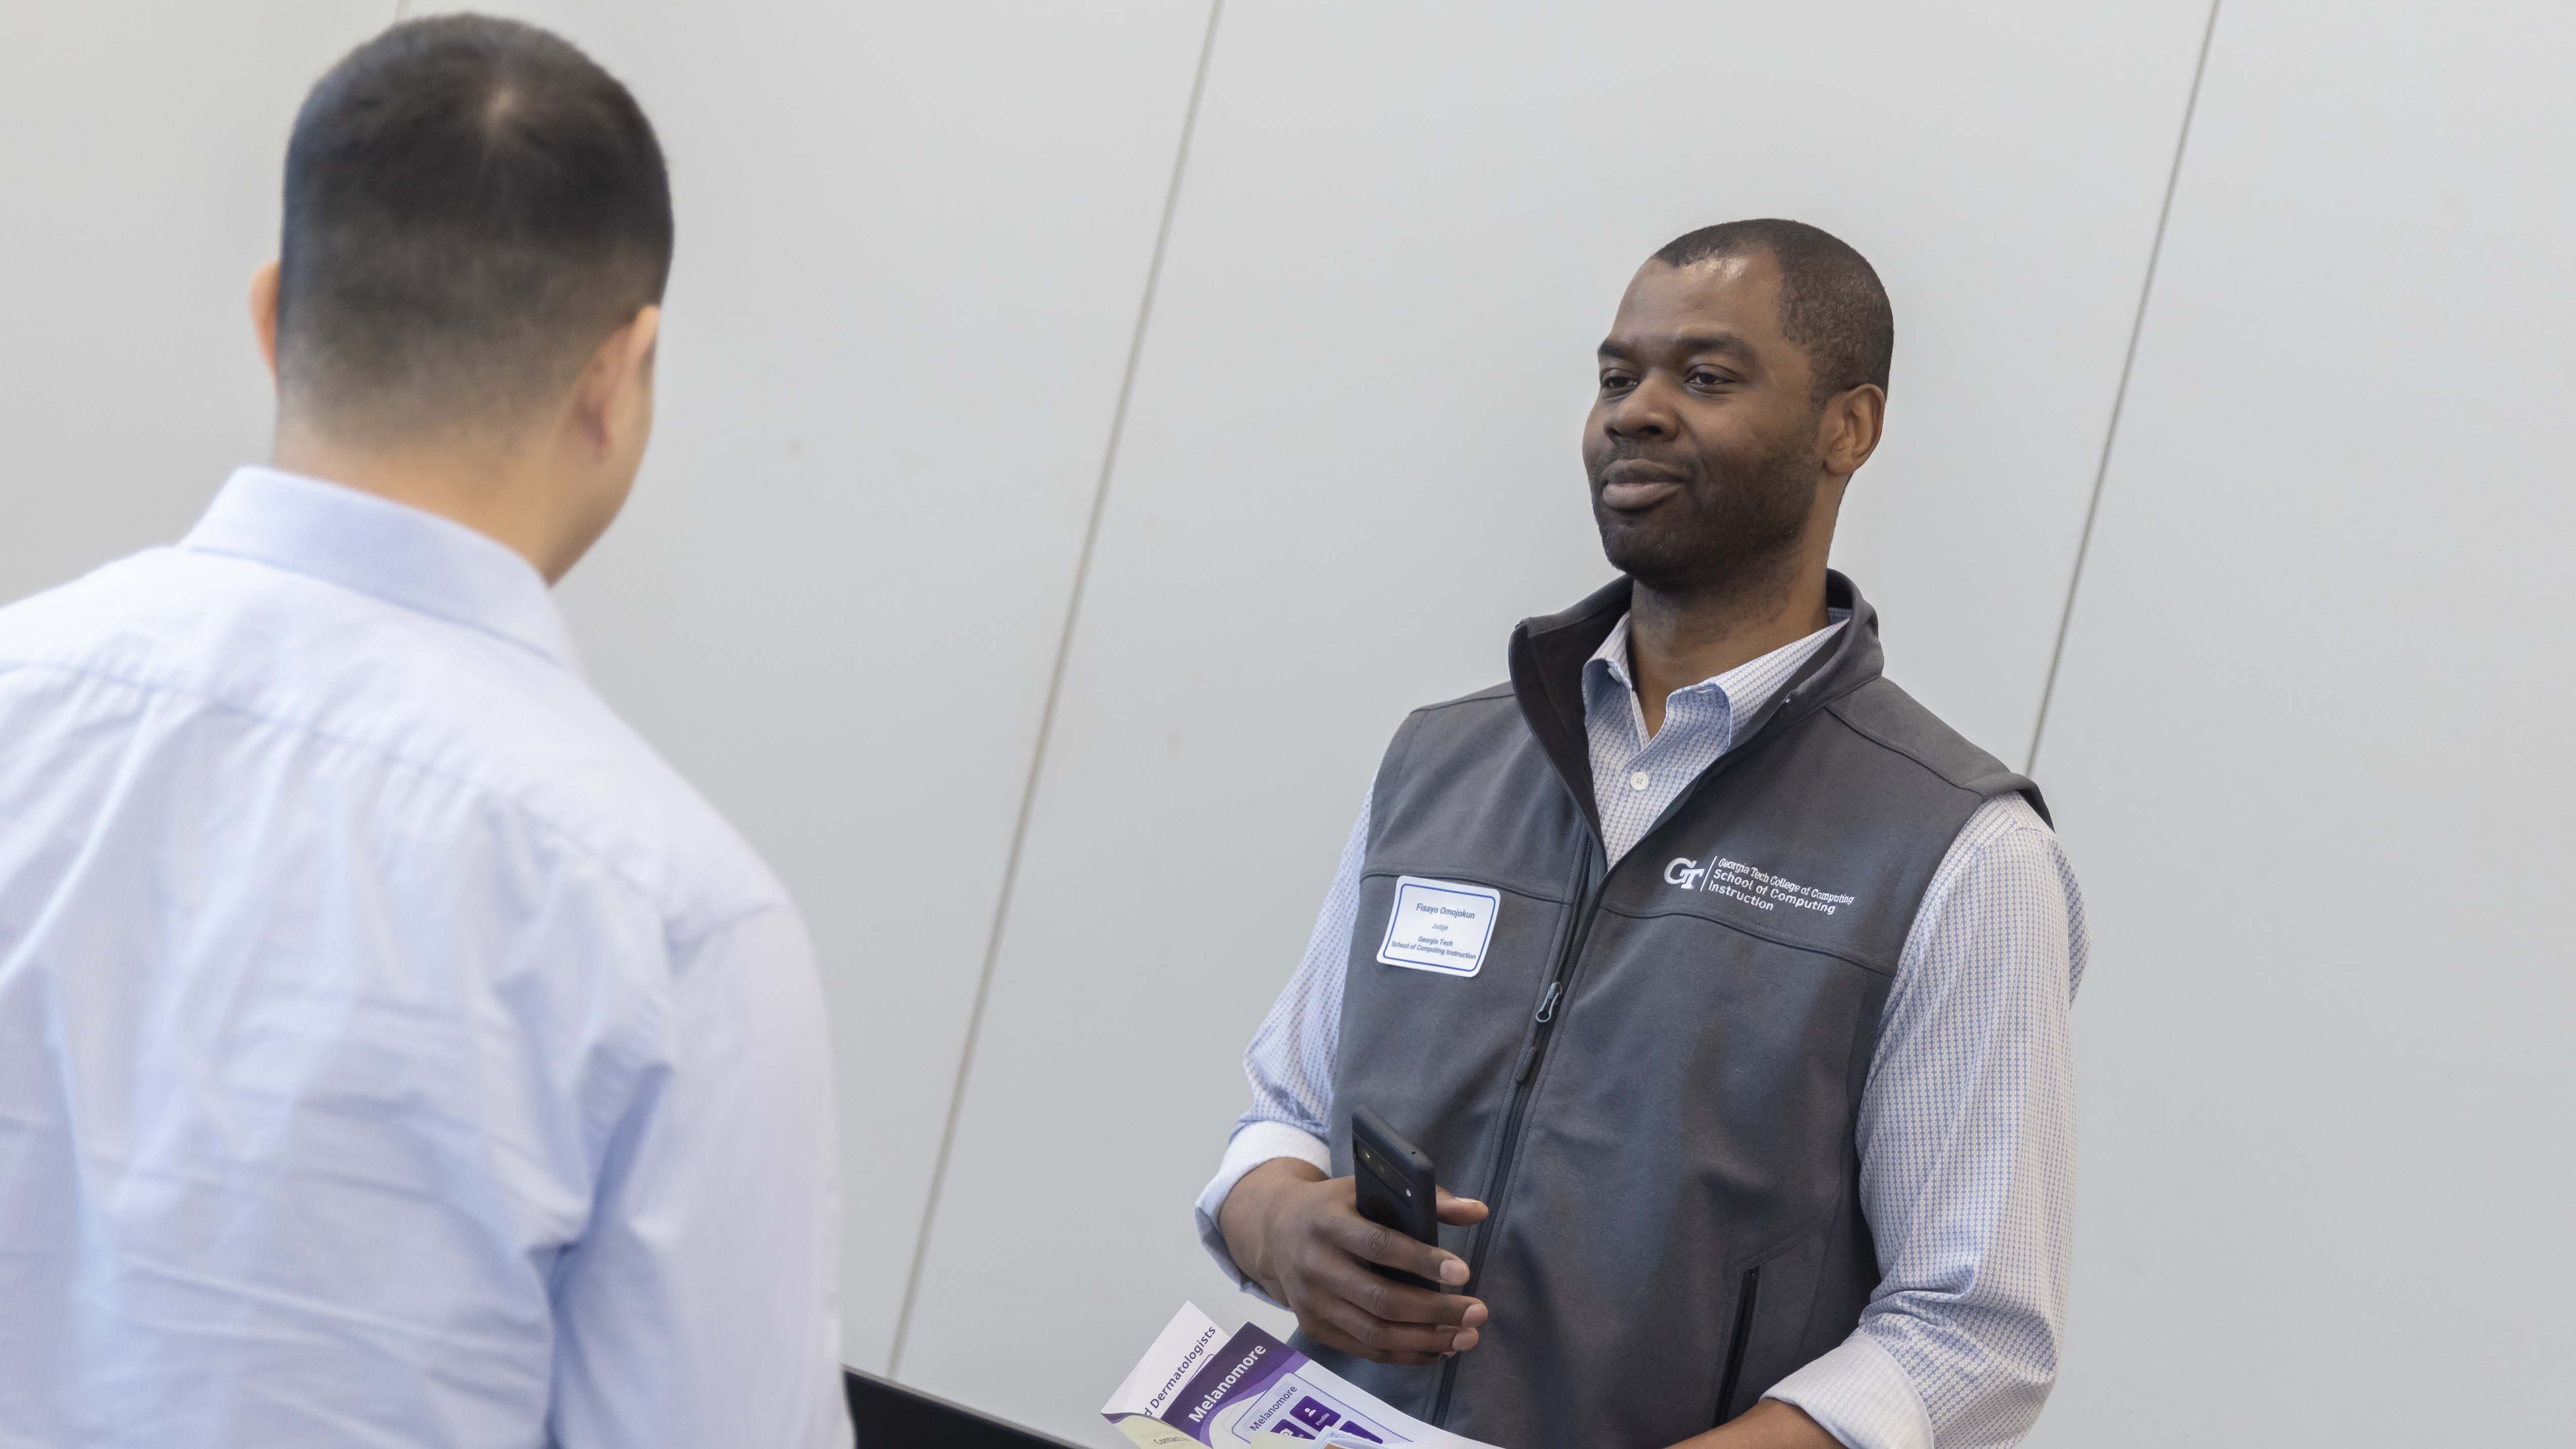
[1310,1254,1483,1332]
[1323,1210,1471,1286]
[1293,1313,1387,1364]
[1300,1318,1395,1364]
[1276,1178,1489,1367]
[1433,1189,1488,1226]
[1309,1296,1476,1364]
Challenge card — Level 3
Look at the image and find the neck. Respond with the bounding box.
[1626,550,1834,737]
[271,420,569,582]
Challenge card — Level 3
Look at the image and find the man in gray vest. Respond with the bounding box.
[1194,221,2087,1449]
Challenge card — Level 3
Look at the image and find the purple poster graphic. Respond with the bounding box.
[1171,1325,1299,1440]
[1102,1303,1497,1449]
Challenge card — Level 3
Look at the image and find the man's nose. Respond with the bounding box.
[1604,376,1677,438]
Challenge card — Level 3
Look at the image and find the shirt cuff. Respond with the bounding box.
[1193,1120,1334,1302]
[1762,1333,1935,1449]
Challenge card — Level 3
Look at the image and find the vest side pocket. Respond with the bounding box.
[1715,1262,1763,1425]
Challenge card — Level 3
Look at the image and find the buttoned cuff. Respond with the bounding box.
[1193,1121,1334,1306]
[1762,1333,1935,1449]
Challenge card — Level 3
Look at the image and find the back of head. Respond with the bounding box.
[1652,219,1893,404]
[277,15,672,445]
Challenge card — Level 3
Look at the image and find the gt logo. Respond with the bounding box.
[1664,856,1710,889]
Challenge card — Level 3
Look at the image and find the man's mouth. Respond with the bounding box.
[1598,459,1686,511]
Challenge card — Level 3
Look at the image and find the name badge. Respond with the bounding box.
[1376,876,1500,977]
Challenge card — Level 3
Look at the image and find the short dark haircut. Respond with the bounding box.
[1652,220,1892,402]
[276,15,672,437]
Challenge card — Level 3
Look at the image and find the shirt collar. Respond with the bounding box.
[1582,607,1851,746]
[181,466,582,673]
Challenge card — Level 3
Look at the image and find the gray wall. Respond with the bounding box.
[3,2,2566,1444]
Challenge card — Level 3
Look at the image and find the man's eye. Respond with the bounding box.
[1601,374,1635,391]
[1689,370,1725,387]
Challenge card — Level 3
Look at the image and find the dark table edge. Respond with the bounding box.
[843,1364,1095,1449]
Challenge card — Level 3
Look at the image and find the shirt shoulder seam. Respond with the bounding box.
[0,656,772,932]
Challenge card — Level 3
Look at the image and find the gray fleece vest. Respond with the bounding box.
[1298,573,2044,1449]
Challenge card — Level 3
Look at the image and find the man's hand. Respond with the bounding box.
[1217,1157,1490,1365]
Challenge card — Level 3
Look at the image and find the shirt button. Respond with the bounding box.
[1628,771,1651,790]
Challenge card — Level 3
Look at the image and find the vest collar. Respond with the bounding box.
[1507,570,1885,845]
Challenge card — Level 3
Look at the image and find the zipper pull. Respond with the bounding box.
[1534,980,1562,1024]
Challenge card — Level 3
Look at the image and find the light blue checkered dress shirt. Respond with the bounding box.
[1195,611,2088,1449]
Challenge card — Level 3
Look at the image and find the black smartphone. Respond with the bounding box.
[1351,1105,1440,1290]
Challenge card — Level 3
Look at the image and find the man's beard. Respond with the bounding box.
[1590,437,1816,600]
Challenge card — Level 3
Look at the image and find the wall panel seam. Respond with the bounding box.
[884,0,1228,1378]
[2025,0,2224,773]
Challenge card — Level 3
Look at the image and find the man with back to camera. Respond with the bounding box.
[1198,222,2087,1449]
[0,17,848,1446]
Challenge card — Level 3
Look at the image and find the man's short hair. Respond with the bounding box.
[277,15,672,439]
[1652,220,1893,402]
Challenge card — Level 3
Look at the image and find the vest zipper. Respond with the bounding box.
[1432,845,1602,1425]
[1429,620,1853,1429]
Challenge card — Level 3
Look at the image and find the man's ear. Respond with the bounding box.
[617,304,661,392]
[1820,383,1886,478]
[570,304,663,452]
[249,261,283,381]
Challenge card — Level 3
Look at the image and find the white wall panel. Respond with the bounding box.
[904,4,2211,1438]
[455,0,1215,1370]
[2027,3,2575,1443]
[0,2,388,597]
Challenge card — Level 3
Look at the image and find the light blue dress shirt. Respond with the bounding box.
[1198,610,2088,1449]
[0,469,849,1448]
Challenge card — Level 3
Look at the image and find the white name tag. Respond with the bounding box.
[1376,876,1500,977]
